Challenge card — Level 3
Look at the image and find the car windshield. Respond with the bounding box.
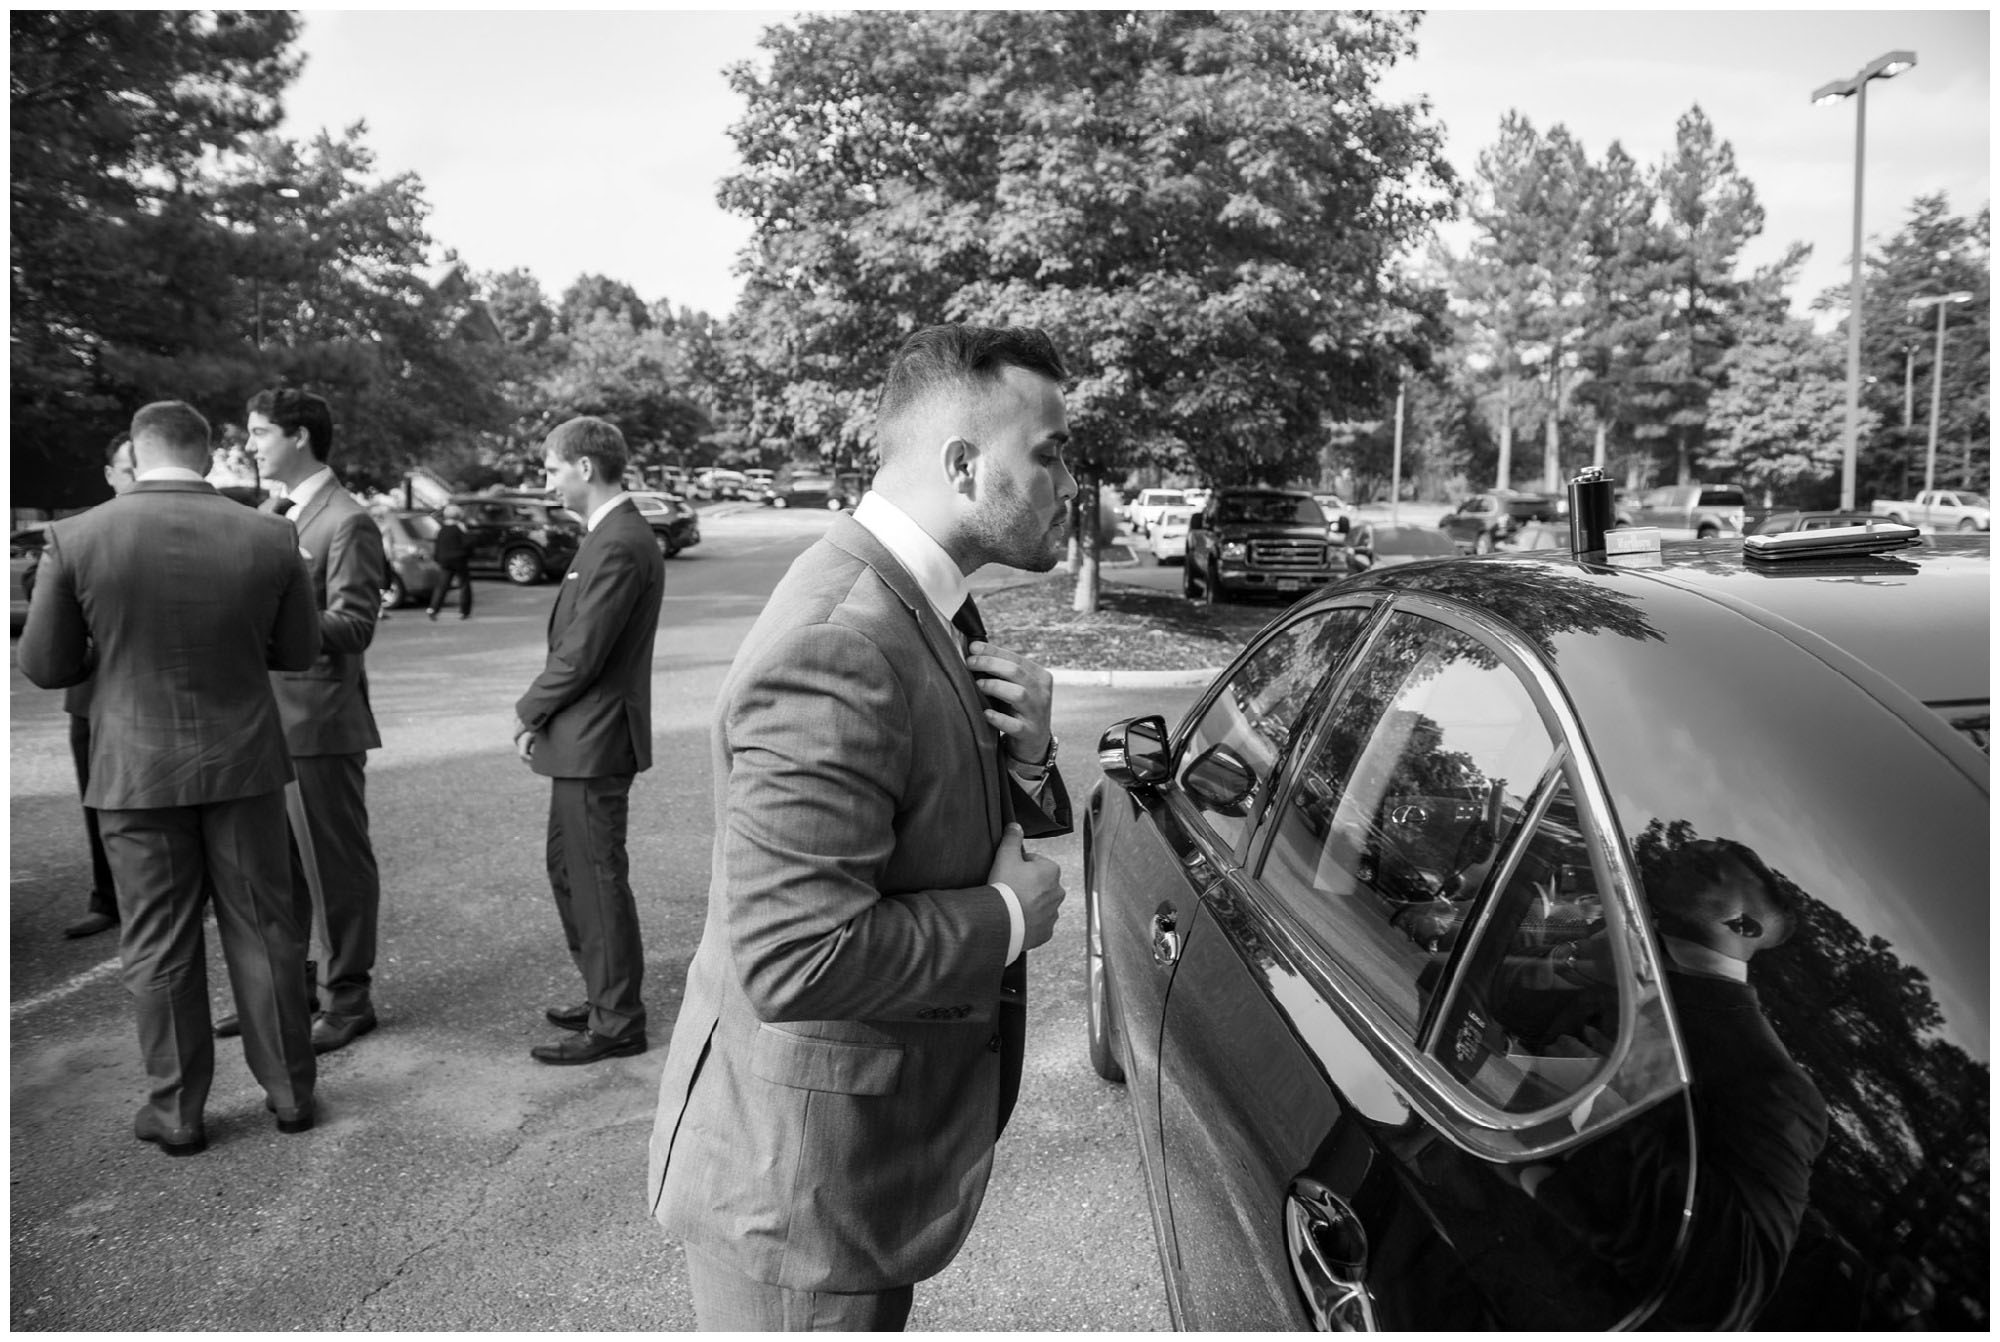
[1217,495,1324,526]
[1145,491,1187,507]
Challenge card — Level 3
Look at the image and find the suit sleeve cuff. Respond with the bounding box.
[992,882,1025,965]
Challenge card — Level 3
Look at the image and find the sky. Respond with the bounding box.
[279,8,1990,323]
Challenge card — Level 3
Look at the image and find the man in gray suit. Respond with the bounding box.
[246,387,387,1054]
[648,325,1074,1329]
[19,401,321,1155]
[514,416,665,1066]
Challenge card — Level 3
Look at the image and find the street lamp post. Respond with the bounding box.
[1909,291,1974,495]
[1813,49,1916,511]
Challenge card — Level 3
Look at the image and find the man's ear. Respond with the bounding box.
[576,455,596,482]
[941,437,978,498]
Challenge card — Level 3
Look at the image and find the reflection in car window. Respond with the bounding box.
[1438,776,1627,1113]
[1177,608,1370,854]
[1258,612,1554,1032]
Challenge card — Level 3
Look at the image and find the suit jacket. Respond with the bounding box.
[272,475,385,757]
[647,513,1070,1292]
[18,479,319,808]
[514,500,664,779]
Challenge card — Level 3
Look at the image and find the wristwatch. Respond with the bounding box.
[1010,733,1059,774]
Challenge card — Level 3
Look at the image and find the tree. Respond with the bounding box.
[720,10,1455,608]
[1706,307,1869,507]
[559,274,651,333]
[11,10,300,505]
[1626,106,1769,484]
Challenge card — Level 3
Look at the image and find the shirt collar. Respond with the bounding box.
[852,491,967,630]
[285,465,335,511]
[586,492,630,532]
[136,466,207,483]
[1659,934,1750,983]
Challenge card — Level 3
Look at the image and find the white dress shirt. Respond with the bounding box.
[136,466,208,483]
[585,492,631,531]
[279,465,335,517]
[851,491,1029,965]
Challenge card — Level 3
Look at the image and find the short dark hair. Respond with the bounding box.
[544,416,629,483]
[247,388,336,463]
[876,324,1068,427]
[105,431,133,466]
[129,401,211,464]
[1645,836,1796,947]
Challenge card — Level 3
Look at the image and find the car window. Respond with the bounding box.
[1430,772,1629,1112]
[1257,611,1556,1032]
[1177,607,1373,855]
[1697,488,1746,507]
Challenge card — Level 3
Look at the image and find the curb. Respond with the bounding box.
[1049,666,1222,687]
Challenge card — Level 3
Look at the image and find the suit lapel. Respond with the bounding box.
[550,514,606,639]
[825,516,1002,836]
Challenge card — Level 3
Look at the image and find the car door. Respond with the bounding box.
[1097,602,1378,1316]
[1154,597,1694,1330]
[463,502,512,570]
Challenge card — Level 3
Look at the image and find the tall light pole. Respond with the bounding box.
[1812,50,1916,511]
[1909,290,1973,495]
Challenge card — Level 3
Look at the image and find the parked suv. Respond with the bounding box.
[1183,488,1340,603]
[1439,491,1562,554]
[447,493,584,584]
[1617,483,1750,539]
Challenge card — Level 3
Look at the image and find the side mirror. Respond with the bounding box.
[1182,743,1258,816]
[1097,715,1173,791]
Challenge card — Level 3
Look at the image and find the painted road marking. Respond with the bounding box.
[11,956,122,1020]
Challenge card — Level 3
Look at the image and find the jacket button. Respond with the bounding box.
[988,1033,1002,1053]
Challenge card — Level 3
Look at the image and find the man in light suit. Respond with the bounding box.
[514,416,665,1066]
[19,400,321,1155]
[648,324,1074,1329]
[54,432,139,939]
[246,387,387,1054]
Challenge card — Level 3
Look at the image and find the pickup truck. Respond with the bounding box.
[1871,490,1990,532]
[1183,488,1342,603]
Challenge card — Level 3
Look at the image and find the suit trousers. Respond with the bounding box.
[545,773,645,1040]
[97,790,316,1130]
[682,1244,915,1331]
[427,561,472,618]
[67,712,118,919]
[289,752,381,1017]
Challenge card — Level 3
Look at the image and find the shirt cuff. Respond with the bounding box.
[992,881,1025,965]
[1006,760,1051,798]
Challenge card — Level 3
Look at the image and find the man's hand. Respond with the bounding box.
[512,717,537,765]
[967,641,1054,767]
[988,821,1065,951]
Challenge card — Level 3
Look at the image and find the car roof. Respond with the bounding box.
[1363,537,1990,709]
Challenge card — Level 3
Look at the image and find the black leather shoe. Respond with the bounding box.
[531,1031,646,1065]
[134,1107,207,1157]
[214,1013,241,1039]
[544,1003,590,1033]
[311,1008,378,1054]
[63,910,118,939]
[266,1097,316,1134]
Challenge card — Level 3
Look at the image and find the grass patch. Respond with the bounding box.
[979,568,1279,671]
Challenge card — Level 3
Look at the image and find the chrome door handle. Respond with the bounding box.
[1285,1179,1376,1331]
[1150,906,1181,966]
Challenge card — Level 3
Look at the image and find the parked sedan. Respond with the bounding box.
[373,509,444,608]
[1149,505,1196,564]
[1438,490,1562,554]
[630,490,702,557]
[1085,535,1988,1330]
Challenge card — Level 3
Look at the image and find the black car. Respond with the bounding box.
[446,494,583,585]
[1438,490,1562,554]
[629,490,702,557]
[1085,535,1988,1330]
[1183,488,1342,604]
[762,471,864,511]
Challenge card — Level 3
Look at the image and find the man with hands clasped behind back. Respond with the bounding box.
[647,324,1074,1330]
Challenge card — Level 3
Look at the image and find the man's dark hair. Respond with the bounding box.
[129,401,211,462]
[545,416,629,483]
[876,324,1068,426]
[1645,835,1797,948]
[247,387,336,463]
[105,431,132,466]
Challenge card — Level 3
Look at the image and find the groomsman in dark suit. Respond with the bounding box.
[19,400,321,1155]
[246,387,388,1054]
[56,431,139,940]
[513,416,665,1065]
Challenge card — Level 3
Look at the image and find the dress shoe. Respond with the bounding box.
[134,1107,207,1157]
[531,1031,646,1065]
[544,1003,590,1033]
[427,609,439,621]
[311,1008,378,1054]
[63,910,118,939]
[266,1097,316,1134]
